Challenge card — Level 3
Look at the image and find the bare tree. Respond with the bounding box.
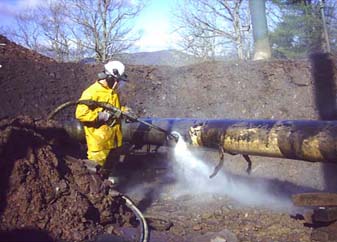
[5,9,43,52]
[177,19,219,60]
[4,0,145,62]
[38,1,71,62]
[4,1,73,62]
[174,0,251,60]
[66,0,145,62]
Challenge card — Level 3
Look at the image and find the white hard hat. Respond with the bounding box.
[104,60,125,77]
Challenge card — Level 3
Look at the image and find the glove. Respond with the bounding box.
[122,106,135,118]
[122,108,137,123]
[98,110,112,122]
[122,106,132,114]
[113,109,122,119]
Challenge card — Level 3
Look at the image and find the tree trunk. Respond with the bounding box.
[249,0,271,60]
[233,4,244,59]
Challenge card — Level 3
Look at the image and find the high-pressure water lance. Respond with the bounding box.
[48,100,179,144]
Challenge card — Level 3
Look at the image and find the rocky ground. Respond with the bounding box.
[1,34,337,241]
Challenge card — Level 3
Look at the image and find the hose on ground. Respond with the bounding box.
[122,195,149,242]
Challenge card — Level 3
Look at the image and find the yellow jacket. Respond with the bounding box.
[75,81,123,151]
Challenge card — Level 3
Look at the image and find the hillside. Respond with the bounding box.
[116,49,203,67]
[80,50,202,67]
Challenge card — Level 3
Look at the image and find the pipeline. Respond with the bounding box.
[60,118,337,164]
[122,118,337,164]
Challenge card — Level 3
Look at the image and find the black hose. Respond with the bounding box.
[47,101,77,120]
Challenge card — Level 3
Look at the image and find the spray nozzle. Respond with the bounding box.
[167,131,180,144]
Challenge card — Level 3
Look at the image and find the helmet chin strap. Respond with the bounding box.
[111,80,118,90]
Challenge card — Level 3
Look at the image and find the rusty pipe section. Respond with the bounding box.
[122,118,337,163]
[60,118,337,163]
[191,119,337,163]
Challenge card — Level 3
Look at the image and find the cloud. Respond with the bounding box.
[17,0,42,8]
[134,29,181,52]
[0,0,45,17]
[0,3,16,17]
[133,17,181,52]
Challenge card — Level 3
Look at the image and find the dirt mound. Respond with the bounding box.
[2,32,337,121]
[0,116,134,242]
[0,34,156,120]
[0,35,103,119]
[0,35,55,64]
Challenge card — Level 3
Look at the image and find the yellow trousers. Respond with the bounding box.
[87,146,122,168]
[87,149,111,167]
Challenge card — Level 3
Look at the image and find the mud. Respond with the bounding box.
[1,34,337,241]
[0,117,134,242]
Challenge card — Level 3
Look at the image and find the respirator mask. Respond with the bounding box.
[97,69,120,89]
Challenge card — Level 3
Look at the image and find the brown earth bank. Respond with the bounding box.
[0,116,138,242]
[2,35,337,121]
[1,35,337,241]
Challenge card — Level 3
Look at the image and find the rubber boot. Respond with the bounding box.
[82,159,98,173]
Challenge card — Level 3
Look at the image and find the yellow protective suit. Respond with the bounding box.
[75,81,123,166]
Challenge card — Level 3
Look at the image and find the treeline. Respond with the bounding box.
[174,0,336,60]
[1,0,336,62]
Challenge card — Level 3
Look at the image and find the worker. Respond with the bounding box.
[75,60,129,183]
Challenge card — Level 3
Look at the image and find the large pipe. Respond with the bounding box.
[122,118,337,163]
[62,118,337,163]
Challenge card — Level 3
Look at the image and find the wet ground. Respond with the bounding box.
[113,147,337,242]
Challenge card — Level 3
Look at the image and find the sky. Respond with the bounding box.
[133,0,180,52]
[0,0,180,52]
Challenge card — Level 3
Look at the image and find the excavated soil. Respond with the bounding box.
[0,116,135,242]
[1,34,337,241]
